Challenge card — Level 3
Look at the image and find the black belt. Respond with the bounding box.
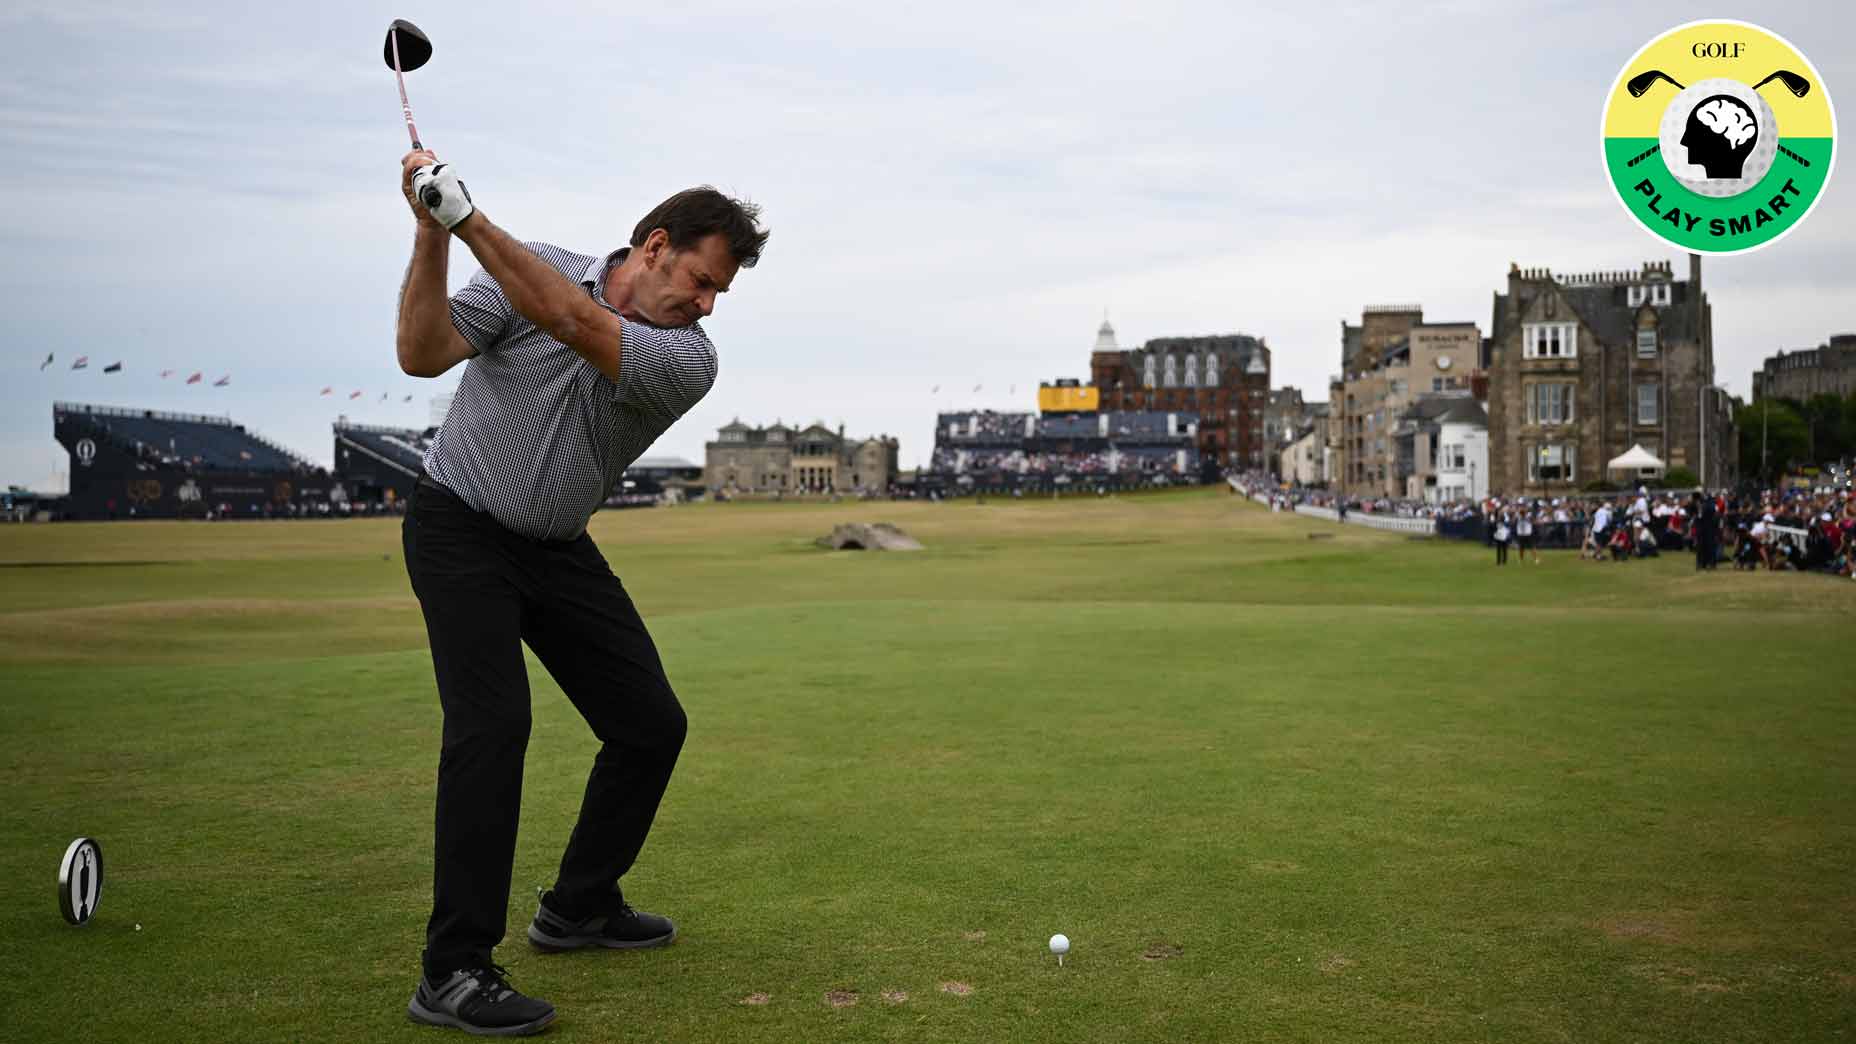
[415,472,583,548]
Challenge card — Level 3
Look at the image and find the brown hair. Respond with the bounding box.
[631,187,768,268]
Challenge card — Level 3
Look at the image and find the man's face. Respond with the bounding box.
[632,230,739,327]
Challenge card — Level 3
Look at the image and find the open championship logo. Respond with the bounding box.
[1603,20,1835,255]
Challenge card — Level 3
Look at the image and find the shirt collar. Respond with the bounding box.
[582,247,631,293]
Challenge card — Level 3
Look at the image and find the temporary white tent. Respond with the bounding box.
[1606,444,1665,473]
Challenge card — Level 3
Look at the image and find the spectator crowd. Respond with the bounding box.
[1234,472,1856,580]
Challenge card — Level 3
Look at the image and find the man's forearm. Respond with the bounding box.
[452,213,621,380]
[397,224,452,374]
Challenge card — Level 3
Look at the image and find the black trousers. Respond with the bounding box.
[403,478,687,979]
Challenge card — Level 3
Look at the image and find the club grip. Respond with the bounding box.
[421,186,444,208]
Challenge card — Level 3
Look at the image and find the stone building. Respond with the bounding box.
[1334,307,1481,497]
[1753,335,1856,402]
[704,420,899,495]
[1432,399,1489,504]
[1264,388,1325,471]
[1279,424,1330,487]
[1486,258,1736,494]
[1088,321,1271,470]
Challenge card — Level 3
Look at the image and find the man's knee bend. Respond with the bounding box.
[660,693,688,754]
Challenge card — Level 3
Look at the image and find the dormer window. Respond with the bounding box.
[1205,354,1219,386]
[1184,355,1199,387]
[1163,355,1178,388]
[1523,322,1578,360]
[1627,284,1647,307]
[1651,283,1671,306]
[1142,355,1157,388]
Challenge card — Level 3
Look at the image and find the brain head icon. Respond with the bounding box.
[1680,95,1759,178]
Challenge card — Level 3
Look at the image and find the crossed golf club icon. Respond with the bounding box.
[1623,68,1814,170]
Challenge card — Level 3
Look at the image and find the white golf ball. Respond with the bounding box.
[1049,933,1070,955]
[134,924,142,932]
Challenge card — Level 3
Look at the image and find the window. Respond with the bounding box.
[1651,283,1671,306]
[1627,285,1647,307]
[1163,355,1177,388]
[1205,354,1218,386]
[1432,377,1446,392]
[1637,328,1658,357]
[1389,379,1407,396]
[1637,383,1659,425]
[1184,355,1199,387]
[1528,443,1576,483]
[1142,355,1156,388]
[1523,322,1578,360]
[1450,445,1466,469]
[1526,383,1575,425]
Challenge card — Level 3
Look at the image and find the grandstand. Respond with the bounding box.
[929,409,1201,492]
[334,421,432,504]
[57,401,308,473]
[54,401,332,519]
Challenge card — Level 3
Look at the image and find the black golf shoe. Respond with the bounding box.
[528,890,677,952]
[407,964,556,1037]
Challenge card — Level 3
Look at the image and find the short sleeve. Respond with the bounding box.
[448,266,515,355]
[612,320,719,418]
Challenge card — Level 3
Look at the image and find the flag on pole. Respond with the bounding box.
[973,384,982,393]
[930,385,940,394]
[320,387,332,396]
[160,369,174,379]
[186,372,203,384]
[40,353,53,371]
[71,356,88,370]
[402,395,414,403]
[213,375,230,387]
[104,361,123,373]
[349,390,362,400]
[379,392,388,402]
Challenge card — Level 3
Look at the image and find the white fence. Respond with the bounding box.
[1342,512,1437,535]
[1229,478,1437,536]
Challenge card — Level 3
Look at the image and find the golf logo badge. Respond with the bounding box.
[1602,20,1835,254]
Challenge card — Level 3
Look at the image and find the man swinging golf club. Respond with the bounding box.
[395,146,766,1036]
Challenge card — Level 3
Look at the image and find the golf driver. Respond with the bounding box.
[1626,69,1684,98]
[1752,70,1811,99]
[384,19,435,153]
[384,20,443,208]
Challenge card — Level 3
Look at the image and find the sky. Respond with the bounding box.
[2,1,1850,490]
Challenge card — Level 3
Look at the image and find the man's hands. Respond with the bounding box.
[400,150,474,230]
[401,150,441,229]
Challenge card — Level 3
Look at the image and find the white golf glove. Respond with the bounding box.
[411,163,474,229]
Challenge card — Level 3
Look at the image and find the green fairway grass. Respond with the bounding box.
[4,490,1853,1042]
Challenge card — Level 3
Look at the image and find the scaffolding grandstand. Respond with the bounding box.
[53,401,333,519]
[927,409,1202,494]
[333,421,432,504]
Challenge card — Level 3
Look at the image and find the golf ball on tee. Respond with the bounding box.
[1049,933,1070,956]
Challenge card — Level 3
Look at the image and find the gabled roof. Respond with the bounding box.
[1437,398,1488,427]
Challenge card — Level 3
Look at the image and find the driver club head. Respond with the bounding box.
[1626,69,1681,98]
[384,19,432,72]
[1754,70,1811,99]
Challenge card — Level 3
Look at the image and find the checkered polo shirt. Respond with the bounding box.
[421,242,718,540]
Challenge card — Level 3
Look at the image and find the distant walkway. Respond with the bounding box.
[1228,477,1437,536]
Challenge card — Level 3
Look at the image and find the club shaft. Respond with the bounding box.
[391,29,424,151]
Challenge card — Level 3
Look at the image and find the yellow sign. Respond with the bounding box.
[1038,384,1100,413]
